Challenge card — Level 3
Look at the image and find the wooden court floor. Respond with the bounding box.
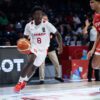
[0,79,100,100]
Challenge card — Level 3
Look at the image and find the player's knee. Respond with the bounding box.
[32,65,38,71]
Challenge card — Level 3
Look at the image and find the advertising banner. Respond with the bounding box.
[0,46,28,84]
[61,60,88,80]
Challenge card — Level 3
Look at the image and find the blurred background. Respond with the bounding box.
[0,0,92,46]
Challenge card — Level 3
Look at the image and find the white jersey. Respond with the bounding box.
[90,26,97,41]
[24,20,57,50]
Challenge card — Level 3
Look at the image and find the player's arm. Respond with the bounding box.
[46,21,63,54]
[55,31,63,54]
[23,23,30,40]
[82,19,90,34]
[23,35,30,41]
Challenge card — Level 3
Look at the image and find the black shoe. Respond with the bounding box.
[55,77,64,82]
[39,81,44,84]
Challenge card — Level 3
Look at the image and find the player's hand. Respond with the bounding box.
[87,50,94,59]
[57,46,63,54]
[85,19,90,27]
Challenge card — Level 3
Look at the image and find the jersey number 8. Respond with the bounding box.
[37,38,41,44]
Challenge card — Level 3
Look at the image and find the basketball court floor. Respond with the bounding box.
[0,79,100,100]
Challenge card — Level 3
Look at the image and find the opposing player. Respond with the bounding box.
[88,0,100,69]
[14,6,63,92]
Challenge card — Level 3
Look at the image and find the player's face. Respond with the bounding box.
[33,10,43,23]
[43,16,48,21]
[90,0,98,10]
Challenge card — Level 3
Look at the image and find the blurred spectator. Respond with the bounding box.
[0,11,9,32]
[73,13,81,26]
[0,0,93,46]
[4,39,11,46]
[65,12,73,25]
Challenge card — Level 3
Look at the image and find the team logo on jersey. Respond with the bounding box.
[42,27,45,32]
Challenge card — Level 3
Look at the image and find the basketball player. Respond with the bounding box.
[83,17,100,82]
[39,15,64,84]
[14,6,63,92]
[88,0,100,69]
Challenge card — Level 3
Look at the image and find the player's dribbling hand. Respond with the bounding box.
[87,50,94,59]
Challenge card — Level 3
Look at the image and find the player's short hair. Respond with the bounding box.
[31,6,43,14]
[43,12,47,16]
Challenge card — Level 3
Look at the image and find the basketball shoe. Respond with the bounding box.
[55,77,64,82]
[14,81,27,92]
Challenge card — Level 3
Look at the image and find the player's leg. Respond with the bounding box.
[94,69,100,81]
[92,54,100,81]
[87,54,93,82]
[20,54,37,79]
[14,53,38,92]
[48,50,64,82]
[87,42,94,82]
[39,62,45,84]
[14,49,47,92]
[92,54,100,69]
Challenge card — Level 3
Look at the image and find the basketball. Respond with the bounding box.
[17,38,31,54]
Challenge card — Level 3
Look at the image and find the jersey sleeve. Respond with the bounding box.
[46,22,57,34]
[90,27,97,35]
[24,23,30,36]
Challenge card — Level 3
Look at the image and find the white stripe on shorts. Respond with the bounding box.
[95,52,100,55]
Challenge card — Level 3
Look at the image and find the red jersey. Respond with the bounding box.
[93,13,100,33]
[93,13,100,54]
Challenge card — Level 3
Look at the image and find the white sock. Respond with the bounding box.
[19,76,29,82]
[18,68,37,83]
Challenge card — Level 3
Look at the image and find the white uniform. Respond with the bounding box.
[90,26,97,42]
[24,20,57,66]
